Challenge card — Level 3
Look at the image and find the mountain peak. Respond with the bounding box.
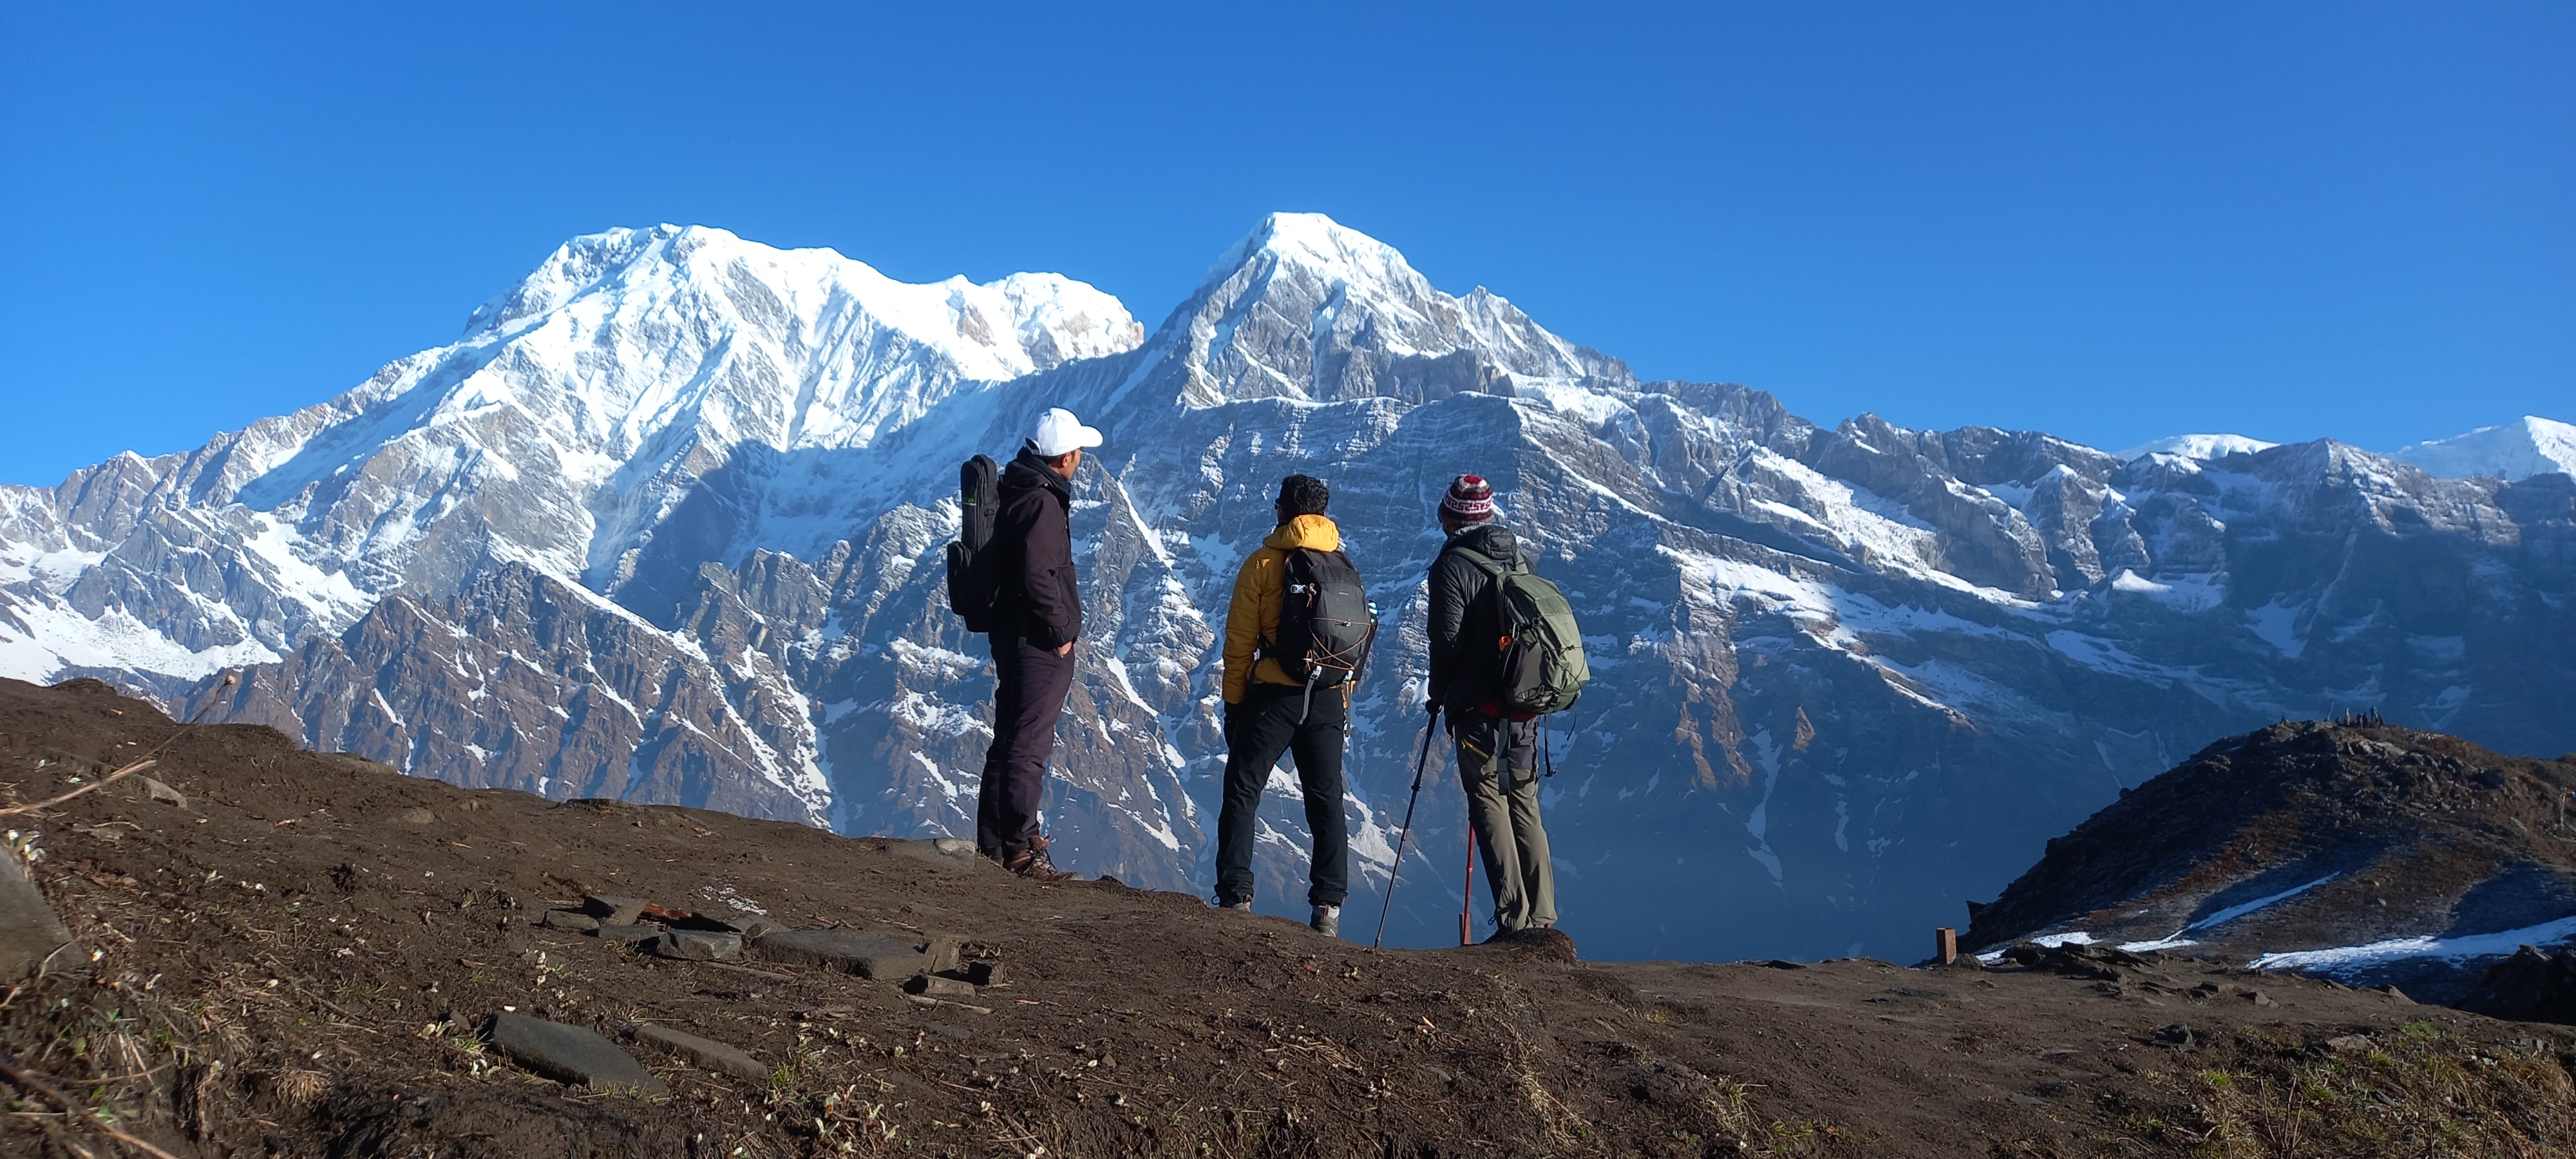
[2112,433,2280,462]
[2391,415,2576,482]
[1198,212,1426,297]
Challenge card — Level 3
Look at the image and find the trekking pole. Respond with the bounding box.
[1460,824,1477,945]
[1370,707,1441,950]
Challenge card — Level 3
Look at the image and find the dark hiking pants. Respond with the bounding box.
[1454,711,1555,934]
[1213,684,1350,908]
[978,634,1075,860]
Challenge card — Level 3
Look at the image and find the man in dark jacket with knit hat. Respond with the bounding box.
[1425,474,1556,936]
[976,406,1102,881]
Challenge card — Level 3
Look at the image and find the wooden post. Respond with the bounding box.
[1935,927,1959,966]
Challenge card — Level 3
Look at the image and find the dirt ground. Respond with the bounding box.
[6,675,2576,1158]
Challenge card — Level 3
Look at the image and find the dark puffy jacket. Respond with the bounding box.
[1426,522,1521,712]
[990,448,1083,648]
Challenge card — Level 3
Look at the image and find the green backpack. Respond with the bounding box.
[1450,545,1590,715]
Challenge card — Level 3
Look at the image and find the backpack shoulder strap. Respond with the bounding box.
[1444,543,1506,576]
[1444,543,1528,578]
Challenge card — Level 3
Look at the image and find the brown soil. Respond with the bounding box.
[6,676,2576,1158]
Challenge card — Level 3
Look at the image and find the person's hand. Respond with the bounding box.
[1055,641,1074,657]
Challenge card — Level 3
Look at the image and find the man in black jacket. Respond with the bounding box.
[1425,474,1556,935]
[978,406,1101,881]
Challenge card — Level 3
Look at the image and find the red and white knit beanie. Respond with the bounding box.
[1440,475,1495,520]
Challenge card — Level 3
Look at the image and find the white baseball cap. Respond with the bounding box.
[1027,407,1104,458]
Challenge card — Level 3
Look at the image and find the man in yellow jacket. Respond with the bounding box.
[1212,474,1356,936]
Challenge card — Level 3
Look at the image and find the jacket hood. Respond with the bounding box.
[1002,448,1072,500]
[1264,514,1341,552]
[1446,521,1517,562]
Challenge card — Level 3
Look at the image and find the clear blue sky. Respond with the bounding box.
[3,3,2568,486]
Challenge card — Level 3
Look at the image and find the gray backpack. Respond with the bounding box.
[1450,545,1589,715]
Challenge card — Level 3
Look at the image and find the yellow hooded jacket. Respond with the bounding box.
[1221,514,1343,704]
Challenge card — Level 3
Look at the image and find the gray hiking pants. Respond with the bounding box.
[1454,711,1555,934]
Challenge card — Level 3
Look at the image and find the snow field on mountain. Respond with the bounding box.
[2392,415,2576,482]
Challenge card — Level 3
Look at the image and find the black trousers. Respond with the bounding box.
[978,634,1075,859]
[1213,683,1349,907]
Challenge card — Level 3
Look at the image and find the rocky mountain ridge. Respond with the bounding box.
[1965,719,2576,1004]
[3,213,2571,961]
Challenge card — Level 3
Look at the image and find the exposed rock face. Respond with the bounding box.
[3,213,2573,961]
[1967,721,2576,1004]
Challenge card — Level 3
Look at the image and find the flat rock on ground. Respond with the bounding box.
[751,928,928,977]
[484,1012,668,1096]
[630,1022,766,1081]
[0,845,75,981]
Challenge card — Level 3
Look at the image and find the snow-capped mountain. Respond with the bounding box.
[2113,433,2280,462]
[3,214,2570,963]
[2391,415,2576,482]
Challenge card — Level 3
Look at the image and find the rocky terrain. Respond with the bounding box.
[12,677,2576,1158]
[3,213,2572,963]
[1965,719,2576,1006]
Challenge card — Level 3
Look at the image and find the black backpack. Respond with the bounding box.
[944,455,1001,632]
[1262,548,1376,717]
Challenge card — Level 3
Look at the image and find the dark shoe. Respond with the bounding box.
[1213,893,1252,911]
[1310,905,1341,938]
[1006,836,1074,883]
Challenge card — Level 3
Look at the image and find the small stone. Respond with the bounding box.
[582,895,649,925]
[390,807,437,826]
[138,777,188,809]
[485,1012,667,1096]
[596,924,661,945]
[886,838,985,869]
[2152,1023,2197,1049]
[2325,1035,2373,1054]
[963,961,1005,988]
[2246,989,2275,1007]
[752,929,928,978]
[631,1023,766,1081]
[924,936,961,974]
[652,930,743,961]
[540,910,600,932]
[905,974,976,997]
[2381,985,2412,1003]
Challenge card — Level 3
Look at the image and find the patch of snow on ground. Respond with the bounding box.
[2250,914,2576,975]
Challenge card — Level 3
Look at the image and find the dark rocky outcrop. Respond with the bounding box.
[1969,719,2576,1004]
[2456,945,2576,1024]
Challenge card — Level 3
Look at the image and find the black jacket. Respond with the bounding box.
[1426,522,1521,712]
[991,448,1082,648]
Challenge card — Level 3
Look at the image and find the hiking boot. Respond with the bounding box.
[1005,836,1074,883]
[1310,905,1341,938]
[1213,894,1253,911]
